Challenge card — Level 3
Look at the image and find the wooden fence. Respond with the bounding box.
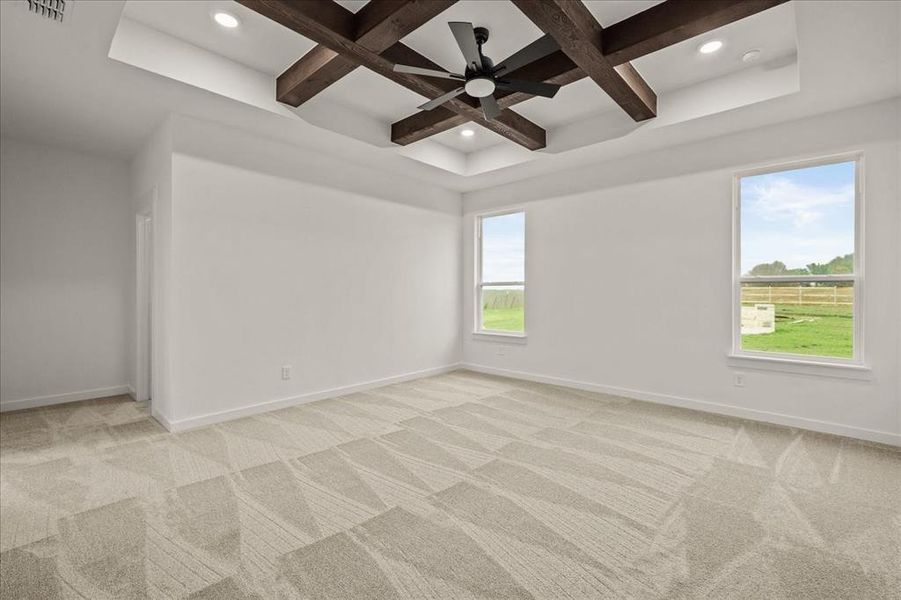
[482,288,524,309]
[741,286,853,305]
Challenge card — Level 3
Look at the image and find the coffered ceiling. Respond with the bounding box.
[1,1,897,190]
[117,0,799,170]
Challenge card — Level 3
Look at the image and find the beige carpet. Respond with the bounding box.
[1,370,899,599]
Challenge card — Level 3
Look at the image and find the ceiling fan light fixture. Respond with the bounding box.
[464,77,496,98]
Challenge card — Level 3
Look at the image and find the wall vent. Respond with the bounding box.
[26,0,67,22]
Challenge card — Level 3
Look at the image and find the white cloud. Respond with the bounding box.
[745,177,853,228]
[482,237,524,282]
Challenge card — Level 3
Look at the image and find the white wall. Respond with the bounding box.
[462,99,901,445]
[162,154,461,428]
[0,138,131,409]
[0,117,463,424]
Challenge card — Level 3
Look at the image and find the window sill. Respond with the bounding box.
[727,353,871,380]
[472,331,528,344]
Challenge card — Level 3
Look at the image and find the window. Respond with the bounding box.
[476,211,525,335]
[734,155,862,363]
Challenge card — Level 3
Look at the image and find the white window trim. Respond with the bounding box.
[730,152,867,374]
[475,208,526,340]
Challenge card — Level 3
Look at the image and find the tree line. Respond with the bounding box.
[746,253,853,277]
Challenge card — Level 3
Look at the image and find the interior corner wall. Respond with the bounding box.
[130,118,175,423]
[0,137,131,409]
[159,120,463,429]
[461,99,901,445]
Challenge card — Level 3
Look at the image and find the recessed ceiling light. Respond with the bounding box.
[214,12,239,28]
[460,129,475,138]
[742,49,762,63]
[698,40,723,54]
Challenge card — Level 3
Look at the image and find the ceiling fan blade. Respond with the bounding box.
[496,79,561,99]
[418,87,465,111]
[393,64,464,80]
[448,22,483,71]
[480,94,501,120]
[492,34,559,76]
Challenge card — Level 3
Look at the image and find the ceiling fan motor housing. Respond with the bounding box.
[465,28,495,98]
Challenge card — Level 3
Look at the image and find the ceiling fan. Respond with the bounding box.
[393,22,562,120]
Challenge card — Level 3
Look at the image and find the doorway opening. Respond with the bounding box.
[135,212,153,402]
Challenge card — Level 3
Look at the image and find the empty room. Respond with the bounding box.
[1,0,899,598]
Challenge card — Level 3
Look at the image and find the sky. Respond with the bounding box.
[481,163,854,280]
[481,211,525,283]
[740,160,855,275]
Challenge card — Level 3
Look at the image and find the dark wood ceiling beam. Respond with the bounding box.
[239,0,548,150]
[511,0,657,122]
[276,0,457,106]
[277,47,356,106]
[392,108,467,146]
[602,0,790,65]
[354,0,453,50]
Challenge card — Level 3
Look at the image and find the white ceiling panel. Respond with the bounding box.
[430,122,512,153]
[311,67,429,123]
[517,2,797,128]
[632,3,798,92]
[122,0,315,76]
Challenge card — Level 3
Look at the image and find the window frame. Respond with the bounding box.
[731,152,865,367]
[475,208,526,339]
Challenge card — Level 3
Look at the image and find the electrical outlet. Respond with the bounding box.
[733,373,745,387]
[281,365,292,380]
[496,345,507,357]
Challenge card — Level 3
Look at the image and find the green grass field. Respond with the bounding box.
[482,306,525,332]
[482,294,852,357]
[741,303,853,358]
[482,288,525,332]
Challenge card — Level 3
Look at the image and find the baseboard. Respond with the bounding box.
[126,385,137,401]
[0,385,132,413]
[151,406,173,431]
[160,363,462,432]
[461,363,901,447]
